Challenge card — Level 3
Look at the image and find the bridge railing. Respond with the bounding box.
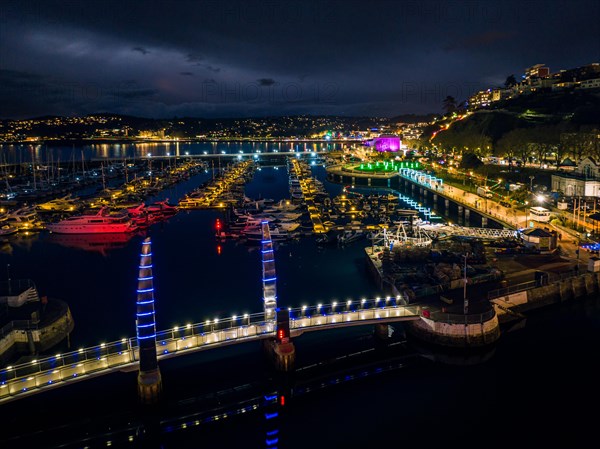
[286,298,420,329]
[0,311,274,401]
[0,298,422,402]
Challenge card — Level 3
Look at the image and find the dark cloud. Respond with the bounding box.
[257,78,276,86]
[186,53,204,63]
[1,0,598,118]
[179,71,194,76]
[203,65,221,73]
[112,88,158,99]
[132,46,150,55]
[444,31,517,52]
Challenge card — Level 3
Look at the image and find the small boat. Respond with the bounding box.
[146,199,178,216]
[36,194,83,213]
[0,224,18,236]
[3,206,45,231]
[241,223,292,242]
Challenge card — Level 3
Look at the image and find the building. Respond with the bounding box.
[364,135,401,152]
[520,227,557,252]
[553,62,600,83]
[400,122,428,140]
[492,88,513,101]
[468,89,493,109]
[551,156,600,198]
[525,64,550,80]
[579,78,600,90]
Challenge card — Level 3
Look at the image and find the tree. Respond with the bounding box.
[442,96,456,115]
[460,152,483,170]
[529,126,560,167]
[496,128,531,169]
[504,74,517,88]
[561,132,596,163]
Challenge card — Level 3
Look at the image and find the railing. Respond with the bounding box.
[488,270,582,300]
[426,308,496,325]
[286,301,421,332]
[488,281,537,300]
[0,298,423,402]
[0,319,39,340]
[0,311,274,402]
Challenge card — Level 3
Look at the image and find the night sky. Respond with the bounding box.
[1,0,598,119]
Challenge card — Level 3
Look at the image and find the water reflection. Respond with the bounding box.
[0,142,344,164]
[47,231,141,256]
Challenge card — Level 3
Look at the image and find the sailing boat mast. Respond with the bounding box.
[463,253,469,315]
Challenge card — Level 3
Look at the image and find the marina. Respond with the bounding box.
[0,143,598,449]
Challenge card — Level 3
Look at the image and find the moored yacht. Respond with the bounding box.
[46,207,138,234]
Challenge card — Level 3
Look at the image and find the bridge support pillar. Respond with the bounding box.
[352,176,356,185]
[266,308,296,372]
[135,237,162,405]
[374,323,391,340]
[482,217,488,227]
[267,340,296,372]
[445,198,449,210]
[367,177,372,186]
[138,369,163,405]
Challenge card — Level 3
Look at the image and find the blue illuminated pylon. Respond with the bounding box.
[261,221,277,320]
[136,237,162,404]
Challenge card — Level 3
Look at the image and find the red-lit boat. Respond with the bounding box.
[46,207,138,234]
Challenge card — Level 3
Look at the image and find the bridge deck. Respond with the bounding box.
[0,303,420,404]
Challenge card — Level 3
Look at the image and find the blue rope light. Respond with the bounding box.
[137,299,155,305]
[137,276,153,281]
[137,323,155,328]
[138,334,156,340]
[263,277,277,282]
[136,311,155,317]
[137,288,154,293]
[140,253,152,257]
[142,241,151,245]
[139,265,153,269]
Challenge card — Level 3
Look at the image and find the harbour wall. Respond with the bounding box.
[408,313,501,348]
[0,299,74,365]
[492,271,600,321]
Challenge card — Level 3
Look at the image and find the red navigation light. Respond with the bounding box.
[215,219,222,230]
[280,395,285,406]
[217,245,221,255]
[277,329,285,341]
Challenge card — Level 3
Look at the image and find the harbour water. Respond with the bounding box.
[1,143,599,448]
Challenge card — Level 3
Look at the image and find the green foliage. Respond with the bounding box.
[504,75,517,88]
[460,152,483,170]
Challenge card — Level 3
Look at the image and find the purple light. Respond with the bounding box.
[373,136,401,152]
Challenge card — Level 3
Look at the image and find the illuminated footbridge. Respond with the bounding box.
[0,229,421,404]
